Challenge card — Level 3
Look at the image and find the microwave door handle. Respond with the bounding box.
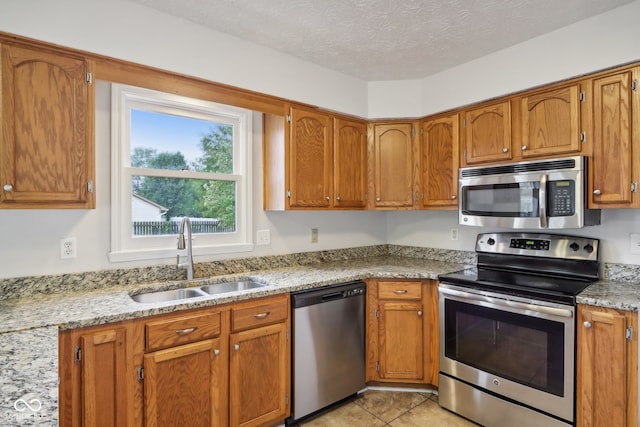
[539,174,548,228]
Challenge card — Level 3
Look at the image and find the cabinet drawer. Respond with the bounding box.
[378,281,422,300]
[146,311,221,351]
[232,298,288,332]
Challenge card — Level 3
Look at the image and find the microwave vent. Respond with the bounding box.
[460,158,578,178]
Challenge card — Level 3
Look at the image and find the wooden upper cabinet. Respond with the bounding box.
[334,117,367,208]
[462,100,512,166]
[371,122,416,208]
[517,83,584,159]
[288,106,333,209]
[0,42,95,208]
[419,113,459,209]
[589,67,640,208]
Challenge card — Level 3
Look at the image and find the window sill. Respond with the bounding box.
[108,243,254,263]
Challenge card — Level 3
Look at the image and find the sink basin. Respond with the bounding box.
[130,280,267,303]
[199,280,266,295]
[131,287,207,303]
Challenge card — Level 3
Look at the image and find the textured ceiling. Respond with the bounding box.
[129,0,634,81]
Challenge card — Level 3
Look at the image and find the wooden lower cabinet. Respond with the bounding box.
[59,294,290,427]
[58,321,142,427]
[366,280,438,385]
[577,305,638,427]
[144,338,226,427]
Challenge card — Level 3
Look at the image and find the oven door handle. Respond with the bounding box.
[439,286,573,318]
[539,173,548,228]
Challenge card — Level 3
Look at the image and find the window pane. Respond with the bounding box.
[130,109,233,173]
[132,176,236,236]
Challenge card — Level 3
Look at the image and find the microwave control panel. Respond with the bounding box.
[547,180,575,216]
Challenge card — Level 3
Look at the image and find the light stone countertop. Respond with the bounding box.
[0,250,638,426]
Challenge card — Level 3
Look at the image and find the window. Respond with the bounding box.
[109,84,252,262]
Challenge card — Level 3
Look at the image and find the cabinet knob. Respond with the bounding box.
[214,349,220,356]
[325,196,330,201]
[234,344,240,351]
[376,197,381,201]
[418,311,423,317]
[583,321,592,328]
[336,196,342,201]
[593,189,601,196]
[502,147,508,153]
[521,145,528,151]
[451,195,457,200]
[3,184,13,192]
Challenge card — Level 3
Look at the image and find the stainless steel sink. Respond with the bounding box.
[130,280,267,303]
[199,280,266,295]
[131,287,207,303]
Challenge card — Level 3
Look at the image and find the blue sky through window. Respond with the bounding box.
[130,109,222,165]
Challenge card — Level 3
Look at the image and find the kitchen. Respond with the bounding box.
[1,0,640,426]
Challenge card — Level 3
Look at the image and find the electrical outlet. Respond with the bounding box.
[630,234,640,255]
[451,228,459,241]
[256,229,271,245]
[311,228,318,243]
[61,237,77,259]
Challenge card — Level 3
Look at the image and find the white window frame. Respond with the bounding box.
[109,83,253,262]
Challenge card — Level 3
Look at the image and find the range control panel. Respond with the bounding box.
[476,232,599,262]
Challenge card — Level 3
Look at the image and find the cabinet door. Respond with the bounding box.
[420,114,459,209]
[378,301,424,381]
[462,101,511,165]
[288,106,333,208]
[590,69,639,208]
[334,118,367,208]
[577,305,638,427]
[519,84,582,158]
[229,322,289,427]
[373,123,415,208]
[0,43,94,208]
[59,324,135,427]
[144,339,225,427]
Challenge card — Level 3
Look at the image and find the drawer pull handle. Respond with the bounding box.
[393,290,408,294]
[254,312,270,319]
[175,327,197,335]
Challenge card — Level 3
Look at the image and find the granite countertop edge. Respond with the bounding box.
[2,256,640,335]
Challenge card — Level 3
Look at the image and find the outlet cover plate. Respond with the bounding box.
[61,237,77,259]
[256,229,271,245]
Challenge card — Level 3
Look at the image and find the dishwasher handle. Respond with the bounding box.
[321,291,345,301]
[292,281,366,309]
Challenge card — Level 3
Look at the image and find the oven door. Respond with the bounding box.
[439,283,575,422]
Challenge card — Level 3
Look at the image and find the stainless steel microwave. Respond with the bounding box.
[459,156,601,229]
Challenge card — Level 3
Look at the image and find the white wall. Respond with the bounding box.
[1,0,640,279]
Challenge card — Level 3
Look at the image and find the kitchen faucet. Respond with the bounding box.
[176,217,194,280]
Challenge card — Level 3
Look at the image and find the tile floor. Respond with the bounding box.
[296,389,478,427]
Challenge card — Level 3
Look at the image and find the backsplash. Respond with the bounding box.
[1,243,634,301]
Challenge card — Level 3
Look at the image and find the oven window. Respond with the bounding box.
[461,182,539,217]
[444,299,564,396]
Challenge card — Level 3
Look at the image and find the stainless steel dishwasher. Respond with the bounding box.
[287,280,366,424]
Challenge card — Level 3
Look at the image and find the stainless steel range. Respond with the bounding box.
[438,232,600,427]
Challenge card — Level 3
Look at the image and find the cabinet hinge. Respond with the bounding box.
[462,118,466,127]
[86,71,93,85]
[87,180,93,194]
[632,79,638,92]
[626,326,634,341]
[375,309,379,319]
[285,393,289,405]
[137,365,144,382]
[73,345,81,363]
[579,91,585,102]
[632,182,638,193]
[376,361,380,372]
[286,190,291,199]
[411,127,416,138]
[286,114,292,123]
